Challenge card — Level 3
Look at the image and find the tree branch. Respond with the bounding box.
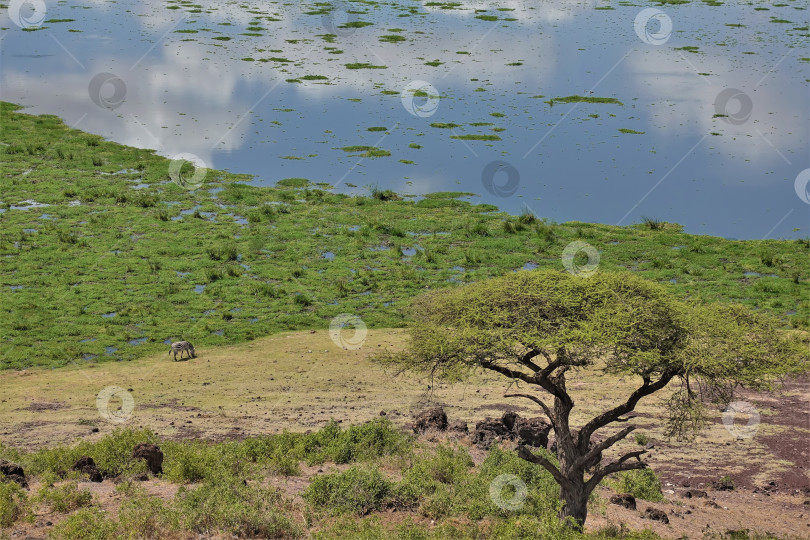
[504,393,555,428]
[578,369,678,447]
[480,359,538,385]
[585,450,648,495]
[517,445,570,489]
[572,425,636,471]
[518,350,542,372]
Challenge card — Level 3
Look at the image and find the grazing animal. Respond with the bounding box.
[169,341,195,361]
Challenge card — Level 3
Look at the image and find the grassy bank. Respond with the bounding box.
[0,101,807,370]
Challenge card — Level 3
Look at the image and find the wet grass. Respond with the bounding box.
[0,102,807,370]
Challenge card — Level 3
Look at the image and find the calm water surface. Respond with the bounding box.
[2,0,808,239]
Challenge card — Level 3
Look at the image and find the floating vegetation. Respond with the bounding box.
[547,95,624,106]
[340,146,391,157]
[618,128,645,135]
[379,34,406,43]
[450,134,501,141]
[344,63,388,69]
[674,45,700,53]
[367,127,387,132]
[429,123,460,129]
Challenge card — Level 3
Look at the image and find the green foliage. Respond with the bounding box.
[609,469,664,502]
[0,481,30,527]
[175,478,300,537]
[380,269,808,439]
[35,480,94,513]
[304,466,393,516]
[48,507,118,540]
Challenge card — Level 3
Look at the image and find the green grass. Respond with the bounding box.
[0,101,806,370]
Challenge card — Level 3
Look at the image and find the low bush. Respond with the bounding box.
[610,468,664,502]
[0,481,30,528]
[304,466,393,516]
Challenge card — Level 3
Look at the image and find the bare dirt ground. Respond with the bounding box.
[1,329,808,538]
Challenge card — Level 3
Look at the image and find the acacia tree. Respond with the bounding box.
[379,269,807,529]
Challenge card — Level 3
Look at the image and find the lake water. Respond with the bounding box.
[2,0,808,239]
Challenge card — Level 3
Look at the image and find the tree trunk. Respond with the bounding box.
[559,479,588,530]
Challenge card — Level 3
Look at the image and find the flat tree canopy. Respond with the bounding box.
[379,269,808,527]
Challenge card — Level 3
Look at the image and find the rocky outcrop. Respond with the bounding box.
[610,493,637,510]
[132,443,164,475]
[474,412,552,450]
[73,456,103,482]
[0,459,27,488]
[412,407,449,433]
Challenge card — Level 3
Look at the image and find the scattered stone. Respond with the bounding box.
[682,489,708,499]
[474,412,551,450]
[132,443,164,475]
[705,500,721,509]
[712,477,735,491]
[448,420,468,433]
[610,493,637,510]
[73,456,103,482]
[474,416,513,449]
[91,427,100,433]
[0,459,27,488]
[513,416,552,448]
[643,507,669,524]
[412,407,448,433]
[379,411,386,416]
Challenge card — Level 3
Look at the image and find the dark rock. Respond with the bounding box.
[91,427,100,433]
[73,457,103,482]
[379,411,386,416]
[0,460,27,487]
[474,417,513,449]
[132,443,164,475]
[643,507,669,524]
[448,420,468,433]
[513,416,552,448]
[132,472,149,482]
[501,411,519,431]
[712,478,734,491]
[610,493,637,510]
[412,407,448,433]
[682,489,708,499]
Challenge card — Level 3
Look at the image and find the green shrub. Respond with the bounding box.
[0,481,30,527]
[304,466,393,516]
[35,481,94,513]
[115,487,179,539]
[48,507,117,540]
[175,478,299,537]
[611,468,664,502]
